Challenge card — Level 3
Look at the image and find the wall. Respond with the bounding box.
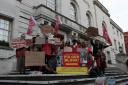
[94,4,116,64]
[58,0,96,27]
[111,23,126,54]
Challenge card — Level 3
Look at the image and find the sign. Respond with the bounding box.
[63,52,80,67]
[56,67,88,75]
[25,51,45,67]
[10,38,26,48]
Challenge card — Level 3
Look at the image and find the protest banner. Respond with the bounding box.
[10,37,26,49]
[63,52,80,67]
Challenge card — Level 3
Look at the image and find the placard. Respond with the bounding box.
[63,52,80,67]
[25,51,45,67]
[10,37,26,48]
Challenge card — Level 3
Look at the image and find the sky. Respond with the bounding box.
[98,0,128,32]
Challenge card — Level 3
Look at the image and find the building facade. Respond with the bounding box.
[124,32,128,55]
[0,0,126,73]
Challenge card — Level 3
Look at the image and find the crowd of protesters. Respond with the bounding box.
[16,33,108,76]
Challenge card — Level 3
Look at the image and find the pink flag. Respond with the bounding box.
[27,16,36,35]
[102,22,112,46]
[55,16,62,34]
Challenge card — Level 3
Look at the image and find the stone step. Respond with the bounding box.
[0,74,89,81]
[0,67,127,85]
[116,77,128,83]
[105,73,125,76]
[0,78,96,85]
[108,75,128,79]
[0,74,128,85]
[117,81,128,85]
[0,73,127,81]
[105,71,124,73]
[106,67,125,69]
[77,75,128,85]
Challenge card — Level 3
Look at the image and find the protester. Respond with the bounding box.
[90,39,107,76]
[16,31,109,75]
[79,42,87,65]
[16,34,26,74]
[56,43,64,67]
[16,47,26,74]
[87,53,101,77]
[64,41,72,52]
[100,51,107,75]
[72,39,79,52]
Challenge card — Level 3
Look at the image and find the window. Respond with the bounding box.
[122,44,124,53]
[86,11,92,27]
[117,30,119,36]
[120,33,122,39]
[46,0,55,10]
[112,26,115,34]
[86,13,91,27]
[0,18,10,42]
[69,2,77,21]
[118,42,120,51]
[114,39,117,50]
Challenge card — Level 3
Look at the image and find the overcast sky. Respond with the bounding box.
[98,0,128,32]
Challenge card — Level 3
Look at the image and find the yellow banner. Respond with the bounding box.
[56,67,88,75]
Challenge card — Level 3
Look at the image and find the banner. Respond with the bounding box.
[102,22,112,45]
[10,38,32,49]
[10,37,26,49]
[63,52,80,67]
[55,16,62,34]
[27,16,36,35]
[56,67,88,75]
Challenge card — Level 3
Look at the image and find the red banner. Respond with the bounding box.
[10,38,32,49]
[10,38,26,49]
[63,52,80,67]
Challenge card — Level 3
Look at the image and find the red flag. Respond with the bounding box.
[55,16,62,34]
[102,22,112,46]
[27,16,36,35]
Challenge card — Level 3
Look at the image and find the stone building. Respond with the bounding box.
[0,0,126,74]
